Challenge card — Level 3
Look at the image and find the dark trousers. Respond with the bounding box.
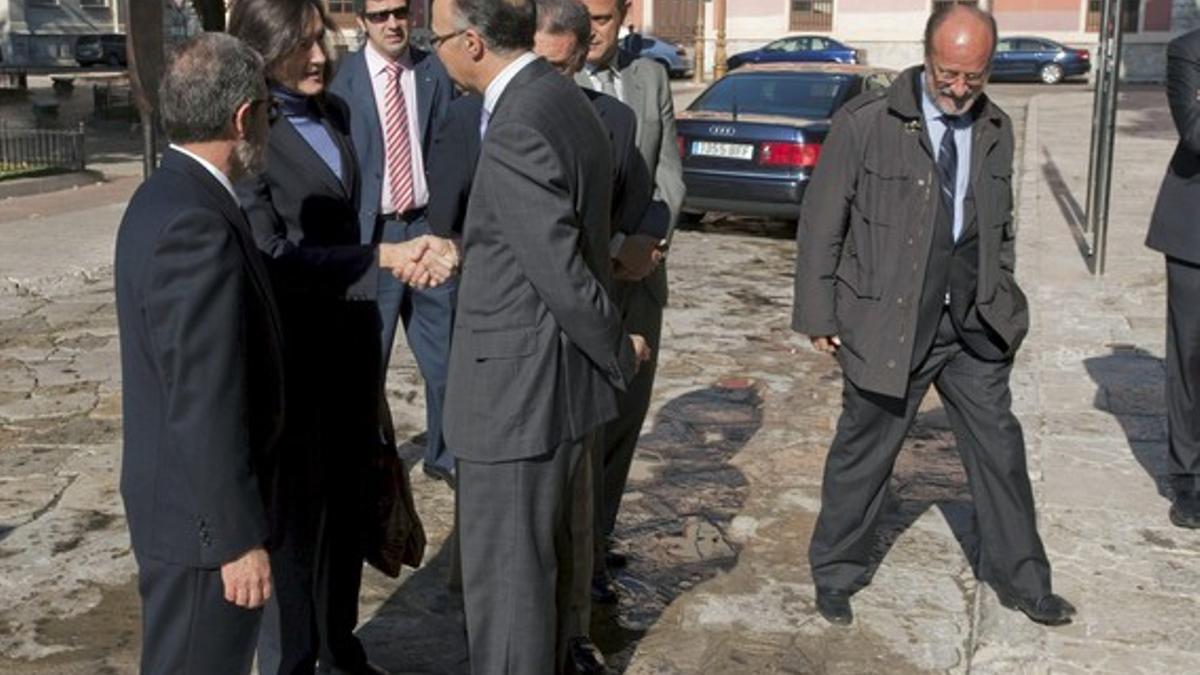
[594,278,662,568]
[457,437,586,675]
[136,552,262,675]
[1166,256,1200,494]
[809,310,1052,600]
[378,214,458,473]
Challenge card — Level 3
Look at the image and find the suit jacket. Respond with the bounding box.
[115,148,285,568]
[444,58,637,463]
[1147,28,1200,265]
[237,95,386,493]
[428,90,652,243]
[576,49,686,305]
[329,45,454,243]
[792,66,1024,398]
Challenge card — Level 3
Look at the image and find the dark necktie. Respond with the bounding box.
[937,116,958,242]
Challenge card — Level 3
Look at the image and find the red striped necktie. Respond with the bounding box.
[384,61,414,214]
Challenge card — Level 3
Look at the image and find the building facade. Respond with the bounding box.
[637,0,1200,81]
[0,0,126,67]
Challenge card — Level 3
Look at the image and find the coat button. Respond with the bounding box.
[899,335,906,343]
[897,297,904,305]
[908,238,914,245]
[918,179,925,186]
[887,359,896,368]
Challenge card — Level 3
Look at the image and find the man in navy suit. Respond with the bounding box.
[330,0,459,486]
[114,33,285,675]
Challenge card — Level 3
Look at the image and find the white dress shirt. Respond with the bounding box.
[481,52,539,137]
[170,144,238,205]
[586,61,625,103]
[365,42,429,213]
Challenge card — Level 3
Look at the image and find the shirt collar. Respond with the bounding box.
[170,144,238,204]
[365,41,413,78]
[483,52,537,118]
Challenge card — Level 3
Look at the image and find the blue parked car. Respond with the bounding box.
[621,33,694,79]
[676,63,896,223]
[726,35,863,70]
[991,36,1091,84]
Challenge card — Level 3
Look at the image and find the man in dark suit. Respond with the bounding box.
[1147,26,1200,529]
[793,5,1075,627]
[114,33,284,675]
[329,0,460,486]
[431,0,650,671]
[578,0,685,593]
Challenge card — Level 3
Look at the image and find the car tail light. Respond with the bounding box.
[1079,49,1090,60]
[677,135,687,158]
[675,47,687,57]
[759,141,821,168]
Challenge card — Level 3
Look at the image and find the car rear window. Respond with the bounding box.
[689,73,853,119]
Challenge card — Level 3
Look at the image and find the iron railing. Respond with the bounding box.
[0,120,87,174]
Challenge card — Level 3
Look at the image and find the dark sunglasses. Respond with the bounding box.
[362,6,409,23]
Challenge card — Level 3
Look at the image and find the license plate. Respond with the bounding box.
[692,141,754,160]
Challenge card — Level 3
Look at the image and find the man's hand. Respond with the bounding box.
[811,335,842,355]
[220,546,271,609]
[614,235,665,282]
[630,334,652,373]
[380,237,458,289]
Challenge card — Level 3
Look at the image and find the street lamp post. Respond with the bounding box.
[713,0,727,79]
[693,0,705,83]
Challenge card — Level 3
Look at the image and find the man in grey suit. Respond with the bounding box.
[431,0,650,672]
[793,6,1074,627]
[577,0,686,596]
[329,0,460,486]
[1147,26,1200,529]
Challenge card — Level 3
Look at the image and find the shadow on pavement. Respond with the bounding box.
[593,381,763,672]
[1039,147,1095,273]
[681,214,798,241]
[1083,345,1170,498]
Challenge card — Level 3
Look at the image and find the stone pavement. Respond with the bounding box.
[1,84,1197,673]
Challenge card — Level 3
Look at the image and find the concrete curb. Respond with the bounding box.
[0,169,107,201]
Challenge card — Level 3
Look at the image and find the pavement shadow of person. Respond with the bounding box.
[1083,345,1170,497]
[591,380,763,672]
[353,439,470,674]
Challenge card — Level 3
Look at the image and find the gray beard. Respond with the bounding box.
[230,137,267,181]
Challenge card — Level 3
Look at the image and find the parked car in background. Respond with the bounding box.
[991,36,1090,84]
[622,33,693,79]
[676,63,896,224]
[75,34,127,67]
[726,35,863,70]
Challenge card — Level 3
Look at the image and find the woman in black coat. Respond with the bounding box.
[229,1,449,673]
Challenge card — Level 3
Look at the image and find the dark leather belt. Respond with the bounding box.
[378,206,427,224]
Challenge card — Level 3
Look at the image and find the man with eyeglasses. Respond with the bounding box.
[330,0,460,489]
[793,4,1075,627]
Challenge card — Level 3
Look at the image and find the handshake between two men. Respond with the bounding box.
[380,235,462,289]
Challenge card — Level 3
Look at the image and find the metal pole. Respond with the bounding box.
[1093,0,1124,276]
[713,0,727,80]
[1083,0,1112,239]
[693,0,705,84]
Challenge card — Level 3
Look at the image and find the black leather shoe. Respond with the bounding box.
[997,591,1076,626]
[605,549,628,569]
[815,588,853,625]
[1169,490,1200,529]
[591,573,619,605]
[423,463,456,490]
[564,637,610,675]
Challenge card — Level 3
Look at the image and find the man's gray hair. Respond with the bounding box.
[535,0,591,56]
[159,33,266,145]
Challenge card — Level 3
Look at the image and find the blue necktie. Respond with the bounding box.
[938,116,958,242]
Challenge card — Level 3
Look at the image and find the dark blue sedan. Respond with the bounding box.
[676,64,896,223]
[726,35,862,70]
[991,36,1091,84]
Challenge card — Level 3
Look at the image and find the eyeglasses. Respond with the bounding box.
[362,6,409,24]
[930,63,988,87]
[429,28,466,50]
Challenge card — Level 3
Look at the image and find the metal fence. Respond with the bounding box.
[0,120,87,174]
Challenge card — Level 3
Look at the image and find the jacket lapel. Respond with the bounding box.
[271,116,348,200]
[414,49,439,149]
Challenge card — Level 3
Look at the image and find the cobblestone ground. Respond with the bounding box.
[1,84,1197,673]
